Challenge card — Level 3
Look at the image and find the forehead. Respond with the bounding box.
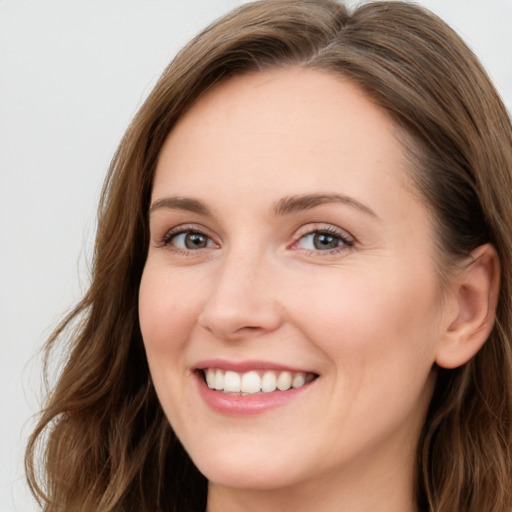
[153,68,411,217]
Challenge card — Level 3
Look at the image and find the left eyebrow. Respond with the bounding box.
[149,196,212,216]
[272,193,380,219]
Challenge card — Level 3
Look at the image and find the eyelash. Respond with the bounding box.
[156,224,354,256]
[291,225,354,255]
[157,225,217,254]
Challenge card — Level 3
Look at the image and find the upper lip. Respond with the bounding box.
[194,359,318,374]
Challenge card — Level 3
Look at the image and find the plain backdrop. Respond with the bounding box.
[1,1,511,510]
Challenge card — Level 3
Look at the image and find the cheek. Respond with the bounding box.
[289,265,441,376]
[138,264,199,358]
[138,264,204,425]
[301,267,440,432]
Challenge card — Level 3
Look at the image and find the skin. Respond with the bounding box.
[138,68,495,511]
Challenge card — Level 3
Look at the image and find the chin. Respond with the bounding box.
[190,447,304,491]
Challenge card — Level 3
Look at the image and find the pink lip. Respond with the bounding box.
[195,376,314,416]
[194,358,314,373]
[193,361,318,416]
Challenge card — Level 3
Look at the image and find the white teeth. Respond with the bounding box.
[206,369,216,389]
[292,373,306,388]
[261,371,277,392]
[203,368,314,394]
[214,369,224,390]
[241,371,261,393]
[224,371,241,392]
[276,371,292,391]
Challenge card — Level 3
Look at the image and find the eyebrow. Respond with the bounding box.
[149,193,379,219]
[149,197,212,216]
[273,193,379,219]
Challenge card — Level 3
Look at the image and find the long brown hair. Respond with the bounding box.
[26,1,512,510]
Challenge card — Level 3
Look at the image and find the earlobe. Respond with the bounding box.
[435,244,500,369]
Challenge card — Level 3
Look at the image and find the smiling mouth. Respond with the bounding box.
[199,368,318,395]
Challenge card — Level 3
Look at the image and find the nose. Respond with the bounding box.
[198,251,283,341]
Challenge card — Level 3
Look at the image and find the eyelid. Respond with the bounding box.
[154,222,354,256]
[156,223,219,249]
[289,223,355,253]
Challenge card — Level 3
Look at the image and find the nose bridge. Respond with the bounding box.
[198,243,281,339]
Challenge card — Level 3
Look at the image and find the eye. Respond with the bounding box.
[293,227,353,253]
[160,228,217,251]
[173,232,214,249]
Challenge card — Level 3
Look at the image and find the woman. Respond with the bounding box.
[25,0,512,511]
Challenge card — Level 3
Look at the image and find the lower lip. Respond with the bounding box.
[195,373,314,416]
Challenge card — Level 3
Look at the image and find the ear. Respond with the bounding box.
[435,243,500,369]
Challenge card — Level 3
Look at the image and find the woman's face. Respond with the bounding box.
[139,69,447,495]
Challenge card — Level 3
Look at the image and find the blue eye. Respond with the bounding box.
[296,229,352,252]
[167,231,215,250]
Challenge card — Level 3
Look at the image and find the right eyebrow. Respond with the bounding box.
[149,197,212,216]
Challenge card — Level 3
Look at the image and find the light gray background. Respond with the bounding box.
[1,1,511,510]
